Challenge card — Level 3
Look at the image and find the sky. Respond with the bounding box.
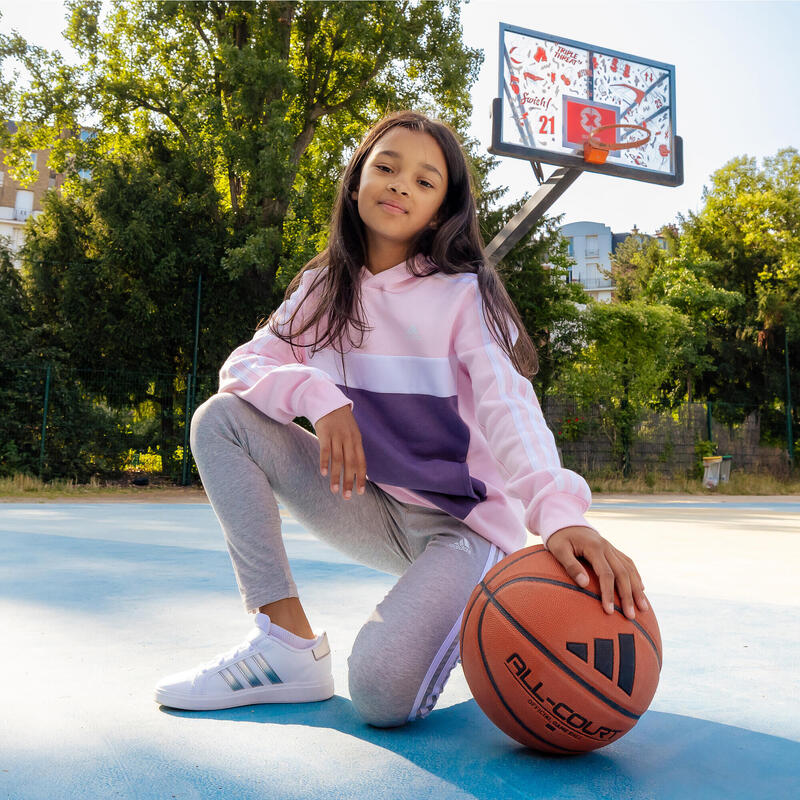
[1,0,798,235]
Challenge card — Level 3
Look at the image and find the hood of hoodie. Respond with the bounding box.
[358,255,438,293]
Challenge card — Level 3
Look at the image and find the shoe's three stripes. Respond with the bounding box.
[218,655,283,692]
[252,653,283,684]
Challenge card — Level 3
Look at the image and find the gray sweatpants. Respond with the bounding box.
[189,392,507,727]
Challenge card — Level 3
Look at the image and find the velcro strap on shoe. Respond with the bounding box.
[312,633,330,661]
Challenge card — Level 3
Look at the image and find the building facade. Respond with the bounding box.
[557,220,668,303]
[0,121,89,267]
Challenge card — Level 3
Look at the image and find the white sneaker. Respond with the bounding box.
[155,613,334,711]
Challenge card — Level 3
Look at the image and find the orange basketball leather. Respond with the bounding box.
[460,545,662,754]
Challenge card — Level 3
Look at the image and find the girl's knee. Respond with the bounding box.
[189,392,242,447]
[347,647,415,728]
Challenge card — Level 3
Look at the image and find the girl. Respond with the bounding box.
[155,111,649,727]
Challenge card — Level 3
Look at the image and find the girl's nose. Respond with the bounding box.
[388,183,409,196]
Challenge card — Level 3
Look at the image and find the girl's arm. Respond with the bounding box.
[453,281,646,620]
[218,269,353,428]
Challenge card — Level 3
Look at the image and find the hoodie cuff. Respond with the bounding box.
[296,380,354,428]
[531,492,600,547]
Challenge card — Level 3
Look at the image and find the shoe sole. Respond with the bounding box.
[155,675,335,711]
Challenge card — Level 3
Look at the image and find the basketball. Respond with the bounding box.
[459,545,662,754]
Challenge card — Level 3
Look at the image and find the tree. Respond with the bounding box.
[552,299,689,475]
[19,131,236,467]
[0,239,37,474]
[668,149,799,421]
[1,0,484,322]
[599,150,799,427]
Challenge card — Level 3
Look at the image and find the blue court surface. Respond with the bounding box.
[1,496,798,800]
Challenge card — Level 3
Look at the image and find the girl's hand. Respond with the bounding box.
[545,526,649,621]
[314,405,367,500]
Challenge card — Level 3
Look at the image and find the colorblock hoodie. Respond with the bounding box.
[218,258,599,554]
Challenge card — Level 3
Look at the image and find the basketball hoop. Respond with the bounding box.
[583,124,652,165]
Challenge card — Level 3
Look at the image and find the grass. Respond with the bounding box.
[587,469,800,496]
[1,469,798,501]
[0,472,204,500]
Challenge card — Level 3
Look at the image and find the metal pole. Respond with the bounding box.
[182,271,203,485]
[786,328,794,466]
[484,167,582,265]
[181,371,192,486]
[706,401,713,444]
[191,271,201,412]
[38,363,51,479]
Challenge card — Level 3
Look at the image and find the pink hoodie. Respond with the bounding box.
[218,259,599,554]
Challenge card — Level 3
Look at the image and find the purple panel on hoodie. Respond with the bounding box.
[339,384,488,519]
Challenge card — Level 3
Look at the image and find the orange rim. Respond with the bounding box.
[583,124,651,164]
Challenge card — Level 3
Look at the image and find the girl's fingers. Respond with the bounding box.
[587,552,617,615]
[329,440,343,493]
[615,550,650,612]
[320,439,329,477]
[341,439,367,499]
[343,443,357,499]
[606,550,636,620]
[568,544,615,615]
[546,537,590,588]
[355,442,367,495]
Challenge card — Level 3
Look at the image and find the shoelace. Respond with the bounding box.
[198,627,264,673]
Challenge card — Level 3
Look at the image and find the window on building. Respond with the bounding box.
[567,237,574,257]
[15,189,34,221]
[79,129,95,181]
[0,171,4,187]
[30,152,37,170]
[585,234,599,257]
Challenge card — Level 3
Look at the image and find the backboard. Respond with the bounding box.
[490,23,683,186]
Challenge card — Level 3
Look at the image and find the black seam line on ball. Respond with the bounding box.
[462,548,550,640]
[481,582,642,721]
[477,586,582,754]
[480,576,662,669]
[484,546,550,585]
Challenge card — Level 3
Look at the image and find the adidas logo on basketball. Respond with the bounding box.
[566,633,636,696]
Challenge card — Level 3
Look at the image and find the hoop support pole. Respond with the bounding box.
[485,166,582,265]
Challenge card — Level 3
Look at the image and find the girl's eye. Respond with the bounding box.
[376,165,392,173]
[418,180,433,189]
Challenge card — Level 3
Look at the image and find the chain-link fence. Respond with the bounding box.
[1,362,796,485]
[544,395,795,480]
[1,362,220,485]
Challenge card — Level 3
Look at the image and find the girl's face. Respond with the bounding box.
[352,126,448,263]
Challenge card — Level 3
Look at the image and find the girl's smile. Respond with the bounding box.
[379,200,407,214]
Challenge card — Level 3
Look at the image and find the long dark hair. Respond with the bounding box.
[261,110,539,380]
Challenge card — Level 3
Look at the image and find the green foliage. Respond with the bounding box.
[693,438,718,479]
[589,148,798,463]
[1,0,483,301]
[555,414,589,443]
[21,131,231,376]
[552,298,690,474]
[662,149,799,413]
